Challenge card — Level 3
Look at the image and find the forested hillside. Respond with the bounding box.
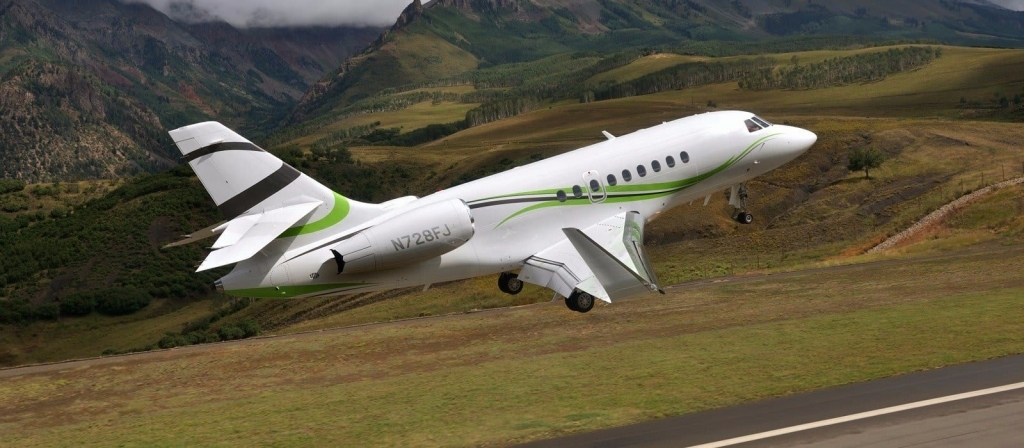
[0,0,380,182]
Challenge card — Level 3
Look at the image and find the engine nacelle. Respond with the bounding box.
[330,198,475,274]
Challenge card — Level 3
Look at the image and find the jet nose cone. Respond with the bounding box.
[795,128,817,151]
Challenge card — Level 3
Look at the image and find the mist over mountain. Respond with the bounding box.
[118,0,413,27]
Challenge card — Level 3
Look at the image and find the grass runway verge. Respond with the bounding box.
[1,241,1021,446]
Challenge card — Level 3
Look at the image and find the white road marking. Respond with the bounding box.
[688,381,1024,448]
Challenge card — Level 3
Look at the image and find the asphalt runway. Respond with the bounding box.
[519,355,1024,447]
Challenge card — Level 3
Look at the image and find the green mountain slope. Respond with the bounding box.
[286,0,1024,141]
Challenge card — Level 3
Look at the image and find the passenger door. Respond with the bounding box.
[582,170,606,203]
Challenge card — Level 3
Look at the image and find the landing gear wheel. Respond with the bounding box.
[498,272,523,295]
[565,290,595,313]
[735,212,753,225]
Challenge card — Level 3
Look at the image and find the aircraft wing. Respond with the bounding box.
[196,201,322,272]
[518,211,661,303]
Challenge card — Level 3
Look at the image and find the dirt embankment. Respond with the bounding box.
[868,176,1024,253]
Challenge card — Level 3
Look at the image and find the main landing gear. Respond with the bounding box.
[564,289,595,313]
[498,272,594,313]
[497,272,524,295]
[728,184,754,225]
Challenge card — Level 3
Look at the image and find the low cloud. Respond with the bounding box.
[121,0,413,28]
[987,0,1024,11]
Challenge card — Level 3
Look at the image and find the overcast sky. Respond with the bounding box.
[989,0,1024,10]
[122,0,413,28]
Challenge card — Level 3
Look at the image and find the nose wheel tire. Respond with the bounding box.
[565,290,595,313]
[735,212,753,225]
[498,272,523,295]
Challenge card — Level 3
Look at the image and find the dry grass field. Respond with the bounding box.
[1,239,1021,447]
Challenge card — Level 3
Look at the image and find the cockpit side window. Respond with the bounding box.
[751,116,772,127]
[744,119,762,133]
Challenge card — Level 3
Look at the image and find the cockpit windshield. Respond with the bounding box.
[745,116,772,133]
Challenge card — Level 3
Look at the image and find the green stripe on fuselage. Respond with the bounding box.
[277,192,350,239]
[491,133,780,227]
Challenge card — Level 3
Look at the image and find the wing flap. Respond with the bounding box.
[519,238,611,302]
[196,201,321,272]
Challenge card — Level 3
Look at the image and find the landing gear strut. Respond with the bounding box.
[565,289,595,313]
[728,184,753,225]
[498,272,523,295]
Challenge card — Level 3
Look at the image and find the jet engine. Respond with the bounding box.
[330,198,475,274]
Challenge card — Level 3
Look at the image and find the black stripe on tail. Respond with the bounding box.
[217,163,301,219]
[184,142,264,162]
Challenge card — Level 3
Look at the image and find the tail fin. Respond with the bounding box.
[169,121,380,230]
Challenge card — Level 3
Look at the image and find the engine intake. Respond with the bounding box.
[330,198,475,274]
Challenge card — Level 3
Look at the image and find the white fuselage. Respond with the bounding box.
[218,111,816,298]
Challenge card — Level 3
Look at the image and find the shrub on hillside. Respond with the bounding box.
[60,291,97,316]
[95,287,152,316]
[0,179,26,194]
[0,299,33,324]
[218,324,246,341]
[237,318,260,338]
[33,302,60,320]
[158,332,189,349]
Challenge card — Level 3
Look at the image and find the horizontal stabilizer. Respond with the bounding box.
[211,214,261,249]
[162,220,226,249]
[196,201,321,272]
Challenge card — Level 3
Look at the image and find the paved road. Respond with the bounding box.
[519,355,1024,448]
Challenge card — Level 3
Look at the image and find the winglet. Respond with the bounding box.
[563,228,653,302]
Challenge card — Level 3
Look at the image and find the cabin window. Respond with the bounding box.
[752,116,772,127]
[666,156,675,168]
[556,190,567,202]
[607,174,617,186]
[637,165,647,177]
[745,119,763,133]
[652,160,661,172]
[680,151,690,163]
[590,179,601,192]
[572,185,583,198]
[622,169,632,182]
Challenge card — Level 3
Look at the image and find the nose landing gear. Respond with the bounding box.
[728,184,753,225]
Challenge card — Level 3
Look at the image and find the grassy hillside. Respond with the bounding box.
[2,238,1021,446]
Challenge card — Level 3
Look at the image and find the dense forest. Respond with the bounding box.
[739,47,941,90]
